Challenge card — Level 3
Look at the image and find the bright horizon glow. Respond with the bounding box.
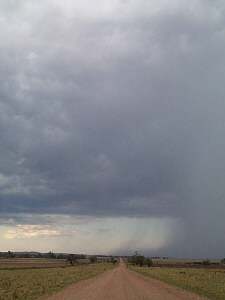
[0,216,182,255]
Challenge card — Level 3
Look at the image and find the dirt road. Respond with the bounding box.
[43,259,209,300]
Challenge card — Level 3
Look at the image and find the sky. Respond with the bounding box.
[0,0,225,258]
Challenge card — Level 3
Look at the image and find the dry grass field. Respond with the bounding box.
[152,258,220,265]
[151,258,220,265]
[0,262,114,300]
[0,258,68,270]
[130,265,225,300]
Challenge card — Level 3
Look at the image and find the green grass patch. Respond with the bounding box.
[0,263,114,300]
[129,265,225,300]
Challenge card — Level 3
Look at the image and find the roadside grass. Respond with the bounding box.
[0,263,114,300]
[130,265,225,300]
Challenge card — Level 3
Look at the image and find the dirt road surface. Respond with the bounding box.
[43,259,209,300]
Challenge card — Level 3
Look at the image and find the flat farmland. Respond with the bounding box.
[152,258,221,266]
[130,265,225,300]
[0,258,68,269]
[0,262,114,300]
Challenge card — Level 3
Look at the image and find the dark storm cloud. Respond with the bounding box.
[1,0,225,256]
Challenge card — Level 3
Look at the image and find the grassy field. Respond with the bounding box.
[0,258,68,270]
[0,263,114,300]
[130,265,225,300]
[151,258,220,265]
[0,258,92,269]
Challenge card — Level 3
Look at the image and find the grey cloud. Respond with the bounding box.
[1,0,225,256]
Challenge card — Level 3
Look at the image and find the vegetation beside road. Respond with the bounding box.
[130,265,225,300]
[0,263,115,300]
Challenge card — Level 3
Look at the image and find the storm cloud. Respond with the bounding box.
[1,0,225,257]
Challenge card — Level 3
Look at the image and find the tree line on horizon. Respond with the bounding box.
[0,251,85,260]
[0,251,117,266]
[128,253,225,267]
[1,251,225,266]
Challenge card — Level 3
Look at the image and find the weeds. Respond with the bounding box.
[130,266,225,300]
[0,263,114,300]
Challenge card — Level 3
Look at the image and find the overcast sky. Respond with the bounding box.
[1,0,225,258]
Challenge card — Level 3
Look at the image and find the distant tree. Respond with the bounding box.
[128,254,153,267]
[221,258,225,265]
[146,258,153,267]
[74,254,85,259]
[68,254,77,265]
[36,253,43,258]
[202,260,211,266]
[45,251,56,259]
[24,252,31,258]
[129,255,145,267]
[6,251,14,258]
[110,256,116,265]
[90,256,97,264]
[57,254,67,259]
[137,256,145,267]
